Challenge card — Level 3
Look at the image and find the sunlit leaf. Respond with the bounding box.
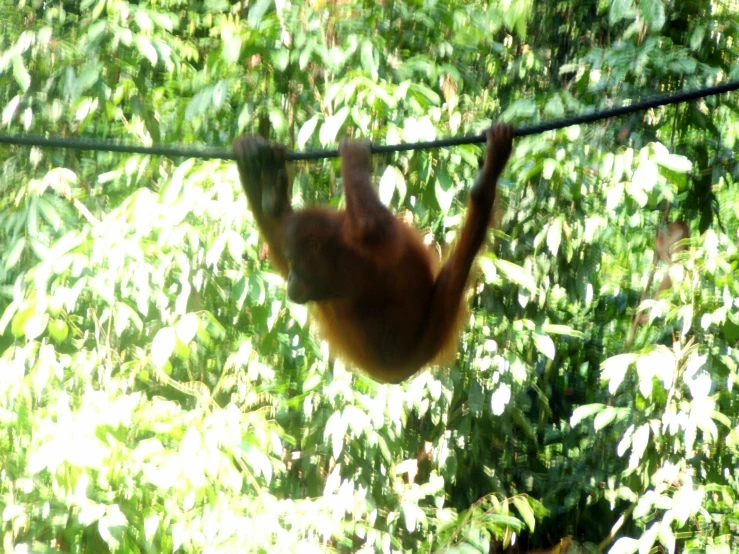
[319,107,349,146]
[542,324,585,338]
[48,317,69,343]
[176,314,199,344]
[135,36,158,65]
[152,327,176,368]
[495,259,537,293]
[546,218,562,256]
[533,333,555,360]
[512,497,536,531]
[434,170,455,213]
[297,116,320,149]
[4,237,26,271]
[379,166,406,206]
[12,56,31,92]
[655,151,692,173]
[24,313,48,340]
[609,0,634,24]
[2,96,20,125]
[11,303,35,338]
[360,39,378,80]
[629,424,650,469]
[689,25,705,50]
[601,354,637,394]
[609,536,638,554]
[594,407,618,430]
[570,403,605,427]
[639,0,665,30]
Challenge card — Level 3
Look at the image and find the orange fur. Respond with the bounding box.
[233,125,513,383]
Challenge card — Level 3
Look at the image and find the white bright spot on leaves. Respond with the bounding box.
[684,352,707,380]
[678,305,693,338]
[639,523,659,554]
[542,158,557,180]
[654,150,693,173]
[570,403,605,427]
[633,160,658,192]
[533,332,555,360]
[379,166,405,206]
[319,107,349,146]
[151,327,176,368]
[617,424,635,457]
[490,383,511,415]
[546,218,562,256]
[606,182,624,210]
[628,424,650,470]
[608,537,638,554]
[593,406,618,430]
[495,259,537,293]
[24,313,48,341]
[297,116,319,149]
[608,537,639,554]
[636,348,676,397]
[601,353,636,394]
[144,512,161,542]
[176,314,199,344]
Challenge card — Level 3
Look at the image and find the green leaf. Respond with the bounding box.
[533,333,555,360]
[593,407,618,430]
[629,424,650,469]
[134,10,153,32]
[609,0,634,24]
[152,327,176,368]
[37,197,63,232]
[176,314,199,344]
[222,35,242,65]
[135,36,158,65]
[601,353,636,394]
[48,318,69,343]
[655,152,692,173]
[570,403,605,427]
[609,537,638,554]
[319,107,349,146]
[711,410,731,429]
[297,116,320,149]
[360,40,378,80]
[24,313,48,340]
[248,0,273,27]
[639,0,665,31]
[689,25,705,50]
[2,96,20,126]
[13,56,31,92]
[409,83,441,106]
[0,300,19,335]
[541,324,585,339]
[494,259,537,293]
[434,170,455,213]
[11,303,36,338]
[512,497,536,531]
[501,98,536,121]
[186,86,214,120]
[379,166,406,206]
[657,521,675,553]
[633,160,658,192]
[546,218,562,256]
[4,237,26,271]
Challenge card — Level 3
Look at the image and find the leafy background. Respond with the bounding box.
[1,0,738,553]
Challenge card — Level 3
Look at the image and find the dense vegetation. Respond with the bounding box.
[1,0,738,552]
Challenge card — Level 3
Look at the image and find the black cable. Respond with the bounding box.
[0,80,737,161]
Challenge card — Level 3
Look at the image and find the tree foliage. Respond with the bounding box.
[1,0,738,553]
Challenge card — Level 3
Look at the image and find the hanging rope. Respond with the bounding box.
[0,80,737,161]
